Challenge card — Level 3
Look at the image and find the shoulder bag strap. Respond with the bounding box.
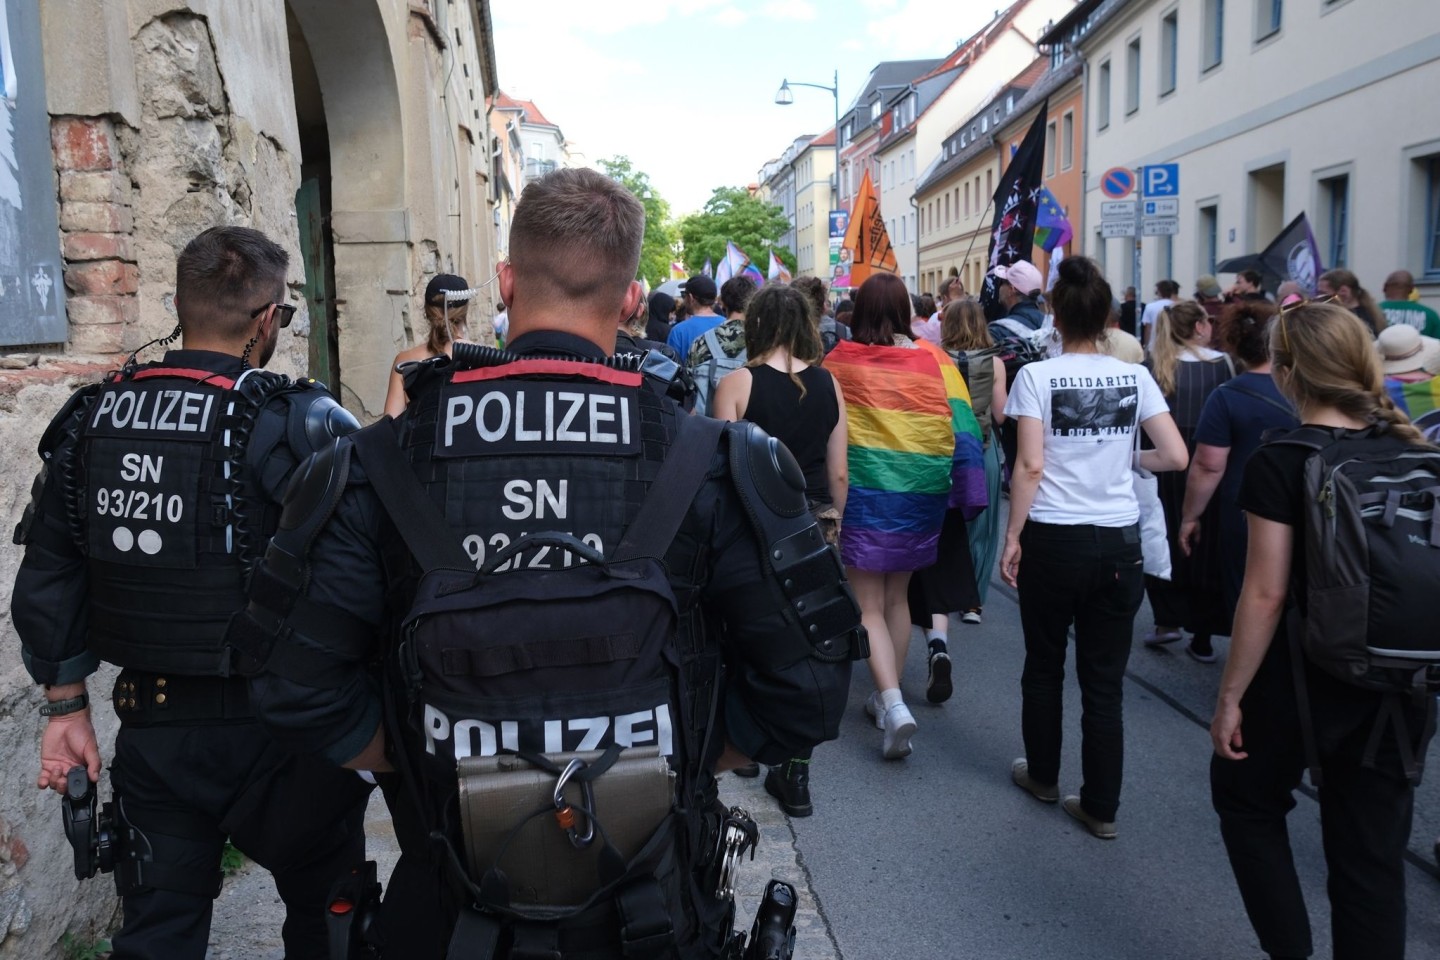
[612,415,726,563]
[349,418,473,572]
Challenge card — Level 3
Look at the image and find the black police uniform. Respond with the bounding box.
[12,349,373,960]
[231,330,862,958]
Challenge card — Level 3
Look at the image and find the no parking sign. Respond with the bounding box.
[1100,167,1135,199]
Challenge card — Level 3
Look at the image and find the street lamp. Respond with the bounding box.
[774,70,840,277]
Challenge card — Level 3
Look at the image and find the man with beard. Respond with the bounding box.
[12,226,370,959]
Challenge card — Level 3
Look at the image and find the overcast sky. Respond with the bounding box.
[493,0,1004,214]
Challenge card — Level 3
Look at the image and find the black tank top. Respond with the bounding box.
[744,364,839,503]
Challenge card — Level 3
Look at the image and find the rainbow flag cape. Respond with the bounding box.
[1387,376,1440,442]
[824,340,987,572]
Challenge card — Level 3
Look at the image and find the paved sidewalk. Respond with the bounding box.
[206,771,836,958]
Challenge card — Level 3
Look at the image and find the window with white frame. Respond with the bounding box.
[1126,38,1141,114]
[1045,120,1057,176]
[1061,112,1074,170]
[1203,0,1225,70]
[1098,59,1112,130]
[1160,10,1178,95]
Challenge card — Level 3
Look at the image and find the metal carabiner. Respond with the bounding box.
[552,758,596,849]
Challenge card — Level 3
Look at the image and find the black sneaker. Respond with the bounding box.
[732,762,761,778]
[764,759,813,817]
[926,650,953,704]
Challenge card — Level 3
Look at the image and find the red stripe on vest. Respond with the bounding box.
[450,359,642,388]
[128,368,237,390]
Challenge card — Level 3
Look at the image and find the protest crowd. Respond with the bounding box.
[6,2,1440,960]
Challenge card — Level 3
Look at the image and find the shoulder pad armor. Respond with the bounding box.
[726,423,866,664]
[228,437,362,677]
[730,422,808,520]
[288,383,360,454]
[38,382,103,461]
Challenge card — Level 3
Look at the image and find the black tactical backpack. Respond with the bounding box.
[1274,426,1440,782]
[348,410,726,932]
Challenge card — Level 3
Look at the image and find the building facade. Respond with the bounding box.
[793,129,837,278]
[836,59,943,221]
[917,56,1085,295]
[0,1,499,952]
[759,135,814,258]
[1048,0,1440,306]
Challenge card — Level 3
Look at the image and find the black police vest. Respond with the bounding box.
[77,366,274,676]
[400,357,676,580]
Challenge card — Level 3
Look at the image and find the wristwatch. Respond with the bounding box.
[39,693,89,717]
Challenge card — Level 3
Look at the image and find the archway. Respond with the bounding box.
[286,0,408,419]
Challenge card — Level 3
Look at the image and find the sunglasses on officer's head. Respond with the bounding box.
[249,301,297,328]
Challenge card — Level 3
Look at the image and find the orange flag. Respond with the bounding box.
[842,169,897,286]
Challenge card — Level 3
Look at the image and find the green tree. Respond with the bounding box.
[597,156,677,288]
[678,187,794,277]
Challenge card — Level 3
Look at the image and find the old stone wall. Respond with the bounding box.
[0,4,306,956]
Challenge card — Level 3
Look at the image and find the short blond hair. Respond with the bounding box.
[509,168,644,311]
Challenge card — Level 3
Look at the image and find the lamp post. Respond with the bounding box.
[775,71,840,277]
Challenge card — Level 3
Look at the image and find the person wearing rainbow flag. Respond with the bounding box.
[824,273,988,760]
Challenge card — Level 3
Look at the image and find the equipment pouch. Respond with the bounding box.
[457,746,674,909]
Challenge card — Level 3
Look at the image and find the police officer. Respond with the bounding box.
[13,226,372,959]
[229,168,863,958]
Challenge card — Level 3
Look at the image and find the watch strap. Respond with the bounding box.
[39,693,89,717]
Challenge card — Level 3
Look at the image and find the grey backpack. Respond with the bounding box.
[691,327,746,417]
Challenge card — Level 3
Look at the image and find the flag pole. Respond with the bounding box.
[958,192,997,291]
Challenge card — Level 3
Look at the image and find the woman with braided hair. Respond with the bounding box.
[1211,300,1436,960]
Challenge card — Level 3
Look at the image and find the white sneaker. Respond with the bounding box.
[864,692,885,730]
[961,609,982,625]
[881,703,917,760]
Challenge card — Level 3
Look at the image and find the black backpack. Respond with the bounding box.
[349,411,725,927]
[1274,427,1440,782]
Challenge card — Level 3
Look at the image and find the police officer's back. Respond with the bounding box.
[229,169,862,958]
[12,226,371,960]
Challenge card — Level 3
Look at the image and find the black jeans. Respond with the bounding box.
[1017,520,1144,822]
[109,719,372,960]
[1210,633,1423,960]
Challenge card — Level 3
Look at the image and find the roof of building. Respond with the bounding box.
[915,0,1029,83]
[915,56,1082,195]
[492,90,558,129]
[844,59,947,112]
[1037,0,1133,49]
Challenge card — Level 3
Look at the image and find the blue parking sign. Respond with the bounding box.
[1143,164,1179,198]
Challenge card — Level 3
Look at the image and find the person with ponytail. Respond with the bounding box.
[1317,268,1386,336]
[712,283,847,816]
[1141,300,1234,660]
[1000,256,1187,839]
[384,274,472,417]
[1178,300,1297,633]
[1211,301,1434,960]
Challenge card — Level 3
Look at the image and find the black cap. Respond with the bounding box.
[425,273,471,305]
[680,274,717,302]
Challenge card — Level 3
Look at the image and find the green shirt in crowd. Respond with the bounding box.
[1380,299,1440,338]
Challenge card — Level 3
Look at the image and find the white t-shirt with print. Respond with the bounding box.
[1140,298,1174,328]
[1005,352,1169,526]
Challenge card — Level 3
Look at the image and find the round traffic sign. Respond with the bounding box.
[1100,167,1135,199]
